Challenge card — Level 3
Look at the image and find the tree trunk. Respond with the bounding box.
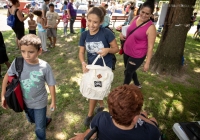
[150,0,196,75]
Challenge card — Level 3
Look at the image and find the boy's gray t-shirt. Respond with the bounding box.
[7,59,56,109]
[42,3,49,17]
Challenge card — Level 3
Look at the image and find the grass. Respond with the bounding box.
[0,28,200,140]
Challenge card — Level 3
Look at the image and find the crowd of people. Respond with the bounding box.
[0,0,166,139]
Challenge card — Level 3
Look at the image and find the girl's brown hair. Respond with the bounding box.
[33,10,42,17]
[10,0,19,5]
[87,7,106,22]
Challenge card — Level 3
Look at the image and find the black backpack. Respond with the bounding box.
[5,57,26,112]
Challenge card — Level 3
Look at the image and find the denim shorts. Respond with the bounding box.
[47,28,57,37]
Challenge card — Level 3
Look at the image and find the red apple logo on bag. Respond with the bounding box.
[97,74,102,79]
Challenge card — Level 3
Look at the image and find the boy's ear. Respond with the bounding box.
[38,48,42,55]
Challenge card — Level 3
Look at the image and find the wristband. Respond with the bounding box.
[82,62,86,65]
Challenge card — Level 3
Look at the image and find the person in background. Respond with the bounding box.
[0,31,10,78]
[42,0,50,23]
[46,3,60,47]
[33,10,50,53]
[75,0,80,9]
[104,4,109,12]
[120,0,156,88]
[80,13,86,33]
[69,85,161,140]
[67,0,77,34]
[100,6,117,70]
[102,5,110,28]
[7,0,30,49]
[62,10,69,36]
[110,1,116,16]
[125,3,130,15]
[30,0,40,11]
[88,0,92,10]
[153,7,160,23]
[127,6,134,24]
[193,20,200,39]
[28,13,37,35]
[189,12,197,31]
[88,4,94,10]
[60,1,68,13]
[136,4,142,16]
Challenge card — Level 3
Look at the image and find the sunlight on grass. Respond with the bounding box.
[118,62,124,66]
[65,112,81,120]
[65,38,73,42]
[62,93,70,98]
[55,132,66,140]
[194,67,200,73]
[143,80,150,85]
[59,52,65,56]
[173,100,184,113]
[68,59,76,65]
[188,53,200,63]
[70,73,82,85]
[165,90,174,98]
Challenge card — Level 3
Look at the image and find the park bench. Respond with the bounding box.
[58,14,82,21]
[111,14,127,28]
[55,8,84,21]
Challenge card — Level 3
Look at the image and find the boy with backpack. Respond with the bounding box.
[1,34,56,140]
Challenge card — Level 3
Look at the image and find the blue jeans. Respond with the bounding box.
[25,107,47,140]
[63,22,68,34]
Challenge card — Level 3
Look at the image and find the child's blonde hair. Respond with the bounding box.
[19,34,41,50]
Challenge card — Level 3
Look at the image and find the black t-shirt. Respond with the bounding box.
[91,111,161,140]
[79,27,115,68]
[190,15,196,24]
[14,9,24,28]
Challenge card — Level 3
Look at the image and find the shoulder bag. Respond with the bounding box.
[80,55,114,100]
[5,57,26,112]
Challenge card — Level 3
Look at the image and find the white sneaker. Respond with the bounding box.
[137,85,142,89]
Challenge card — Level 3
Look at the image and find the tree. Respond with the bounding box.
[150,0,197,75]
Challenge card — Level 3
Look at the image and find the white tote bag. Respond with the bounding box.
[80,55,114,100]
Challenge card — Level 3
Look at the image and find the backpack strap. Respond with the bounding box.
[126,19,151,40]
[15,57,24,78]
[14,9,19,16]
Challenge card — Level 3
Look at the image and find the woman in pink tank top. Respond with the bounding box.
[120,0,156,88]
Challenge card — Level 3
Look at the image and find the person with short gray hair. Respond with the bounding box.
[67,0,77,34]
[42,0,50,18]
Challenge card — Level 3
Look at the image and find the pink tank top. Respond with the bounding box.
[123,18,153,58]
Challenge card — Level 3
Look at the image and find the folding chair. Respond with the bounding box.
[84,124,165,140]
[84,126,98,140]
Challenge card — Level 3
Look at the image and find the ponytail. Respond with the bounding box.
[87,7,106,22]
